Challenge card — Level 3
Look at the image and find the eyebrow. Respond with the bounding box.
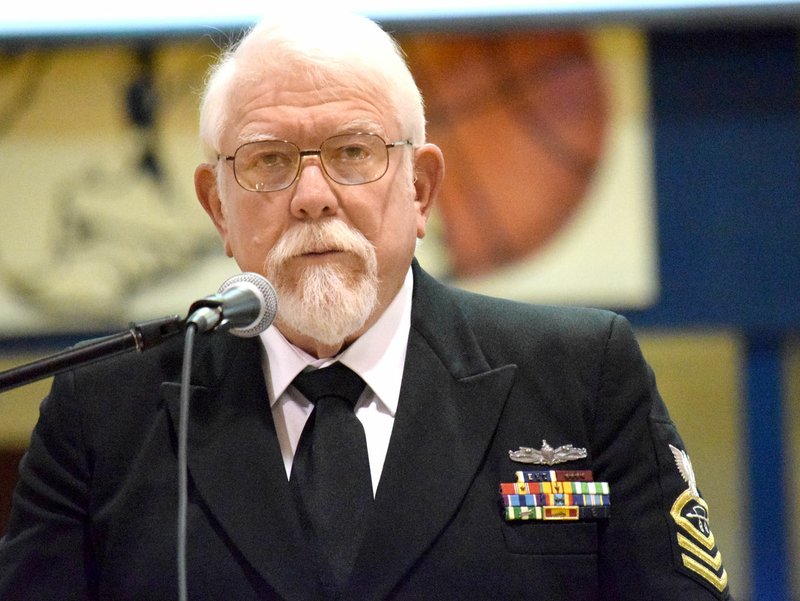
[337,120,384,136]
[235,121,386,147]
[238,132,282,144]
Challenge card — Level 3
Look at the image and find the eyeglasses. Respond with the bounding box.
[219,133,413,192]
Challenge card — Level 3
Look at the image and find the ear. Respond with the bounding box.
[195,163,233,257]
[412,143,445,239]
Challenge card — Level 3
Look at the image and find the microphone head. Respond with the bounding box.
[217,272,278,338]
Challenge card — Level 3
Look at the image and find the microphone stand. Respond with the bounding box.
[0,315,184,393]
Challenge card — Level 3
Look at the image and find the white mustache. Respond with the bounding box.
[269,220,375,264]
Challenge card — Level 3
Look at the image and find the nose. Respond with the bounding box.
[289,157,339,221]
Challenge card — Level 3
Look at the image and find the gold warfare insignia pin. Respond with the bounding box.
[668,444,728,593]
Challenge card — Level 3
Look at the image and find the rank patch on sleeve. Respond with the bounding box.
[668,444,729,594]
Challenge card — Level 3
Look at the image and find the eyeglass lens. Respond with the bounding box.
[232,133,393,192]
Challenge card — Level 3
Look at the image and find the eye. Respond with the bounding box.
[330,142,374,163]
[253,150,293,170]
[235,141,297,173]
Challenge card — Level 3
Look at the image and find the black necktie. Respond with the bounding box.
[290,362,372,596]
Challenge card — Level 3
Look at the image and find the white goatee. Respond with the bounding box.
[265,220,379,346]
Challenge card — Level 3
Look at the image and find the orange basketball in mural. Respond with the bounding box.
[401,31,608,278]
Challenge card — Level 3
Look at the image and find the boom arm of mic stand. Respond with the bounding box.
[0,315,184,393]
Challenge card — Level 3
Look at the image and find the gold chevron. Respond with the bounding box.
[678,533,724,570]
[682,553,728,592]
[670,489,716,550]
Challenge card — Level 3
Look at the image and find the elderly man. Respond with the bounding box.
[0,9,731,601]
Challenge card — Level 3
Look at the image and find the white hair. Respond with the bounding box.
[198,9,426,162]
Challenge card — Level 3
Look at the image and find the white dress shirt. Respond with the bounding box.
[260,267,413,496]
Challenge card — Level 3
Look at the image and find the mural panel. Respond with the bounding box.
[0,27,655,336]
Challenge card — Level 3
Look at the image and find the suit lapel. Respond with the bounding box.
[161,264,516,601]
[162,334,322,601]
[346,264,517,600]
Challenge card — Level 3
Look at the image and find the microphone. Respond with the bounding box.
[186,272,278,338]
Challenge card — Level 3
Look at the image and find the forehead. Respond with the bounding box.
[224,68,399,146]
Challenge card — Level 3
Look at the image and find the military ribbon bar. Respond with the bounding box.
[501,493,610,507]
[515,469,594,483]
[504,505,612,521]
[499,481,610,496]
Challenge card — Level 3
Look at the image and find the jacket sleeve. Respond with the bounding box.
[0,370,96,600]
[591,315,732,600]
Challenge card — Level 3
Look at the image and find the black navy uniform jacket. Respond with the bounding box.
[0,262,732,600]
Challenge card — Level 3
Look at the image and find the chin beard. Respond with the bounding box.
[264,220,379,347]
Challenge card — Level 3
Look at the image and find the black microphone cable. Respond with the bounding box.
[176,272,277,601]
[177,321,196,601]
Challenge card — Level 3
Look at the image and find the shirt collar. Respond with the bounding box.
[261,267,413,417]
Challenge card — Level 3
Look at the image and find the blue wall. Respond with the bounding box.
[628,27,800,601]
[628,27,800,332]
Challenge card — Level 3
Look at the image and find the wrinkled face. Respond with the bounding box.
[196,69,441,352]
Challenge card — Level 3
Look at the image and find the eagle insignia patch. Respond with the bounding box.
[668,444,728,593]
